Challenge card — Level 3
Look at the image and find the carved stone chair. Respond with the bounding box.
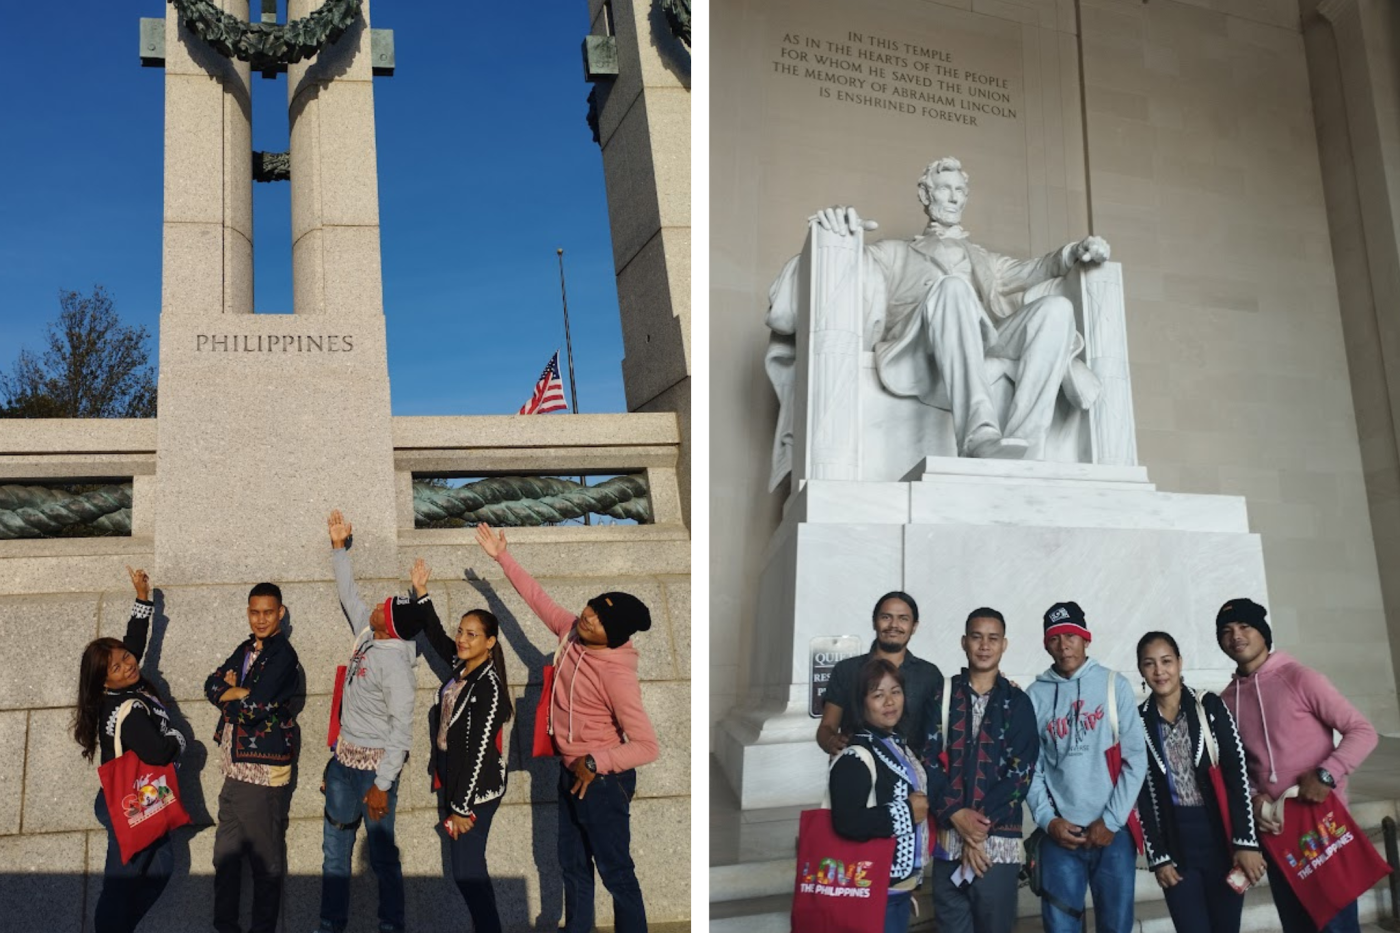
[770,221,1138,488]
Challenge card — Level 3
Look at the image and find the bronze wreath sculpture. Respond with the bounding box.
[167,0,363,72]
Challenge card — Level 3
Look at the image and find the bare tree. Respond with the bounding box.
[0,287,157,418]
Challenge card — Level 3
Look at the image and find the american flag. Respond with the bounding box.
[518,351,569,415]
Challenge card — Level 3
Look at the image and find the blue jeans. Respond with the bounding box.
[93,791,174,933]
[557,763,648,933]
[317,758,404,932]
[445,795,502,933]
[1265,850,1361,933]
[884,890,912,933]
[1039,829,1136,933]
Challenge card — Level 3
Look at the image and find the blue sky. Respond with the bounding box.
[0,1,627,416]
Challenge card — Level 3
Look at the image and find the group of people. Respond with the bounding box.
[817,592,1380,933]
[72,514,660,933]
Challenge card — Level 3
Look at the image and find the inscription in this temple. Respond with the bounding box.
[195,334,357,352]
[770,31,1018,126]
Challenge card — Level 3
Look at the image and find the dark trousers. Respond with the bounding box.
[931,860,1020,933]
[212,778,290,933]
[557,763,648,933]
[92,791,174,933]
[1265,849,1362,933]
[884,889,912,933]
[1160,806,1244,933]
[318,757,404,932]
[445,794,503,933]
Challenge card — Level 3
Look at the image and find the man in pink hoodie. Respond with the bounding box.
[1216,597,1377,933]
[474,522,659,933]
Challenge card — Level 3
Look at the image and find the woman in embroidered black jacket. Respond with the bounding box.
[73,567,186,933]
[827,658,929,933]
[1136,631,1263,933]
[399,559,511,933]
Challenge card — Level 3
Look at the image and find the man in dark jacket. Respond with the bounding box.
[924,607,1038,933]
[817,591,943,760]
[204,582,300,933]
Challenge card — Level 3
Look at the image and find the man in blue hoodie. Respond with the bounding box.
[313,510,419,933]
[1027,602,1147,933]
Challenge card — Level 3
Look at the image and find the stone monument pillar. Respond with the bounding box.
[586,0,692,524]
[154,0,398,584]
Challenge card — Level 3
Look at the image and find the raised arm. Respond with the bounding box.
[405,558,457,666]
[328,510,371,633]
[124,566,153,663]
[475,522,576,638]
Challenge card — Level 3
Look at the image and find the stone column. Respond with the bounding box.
[587,0,691,526]
[154,0,398,584]
[161,0,253,317]
[1304,0,1400,711]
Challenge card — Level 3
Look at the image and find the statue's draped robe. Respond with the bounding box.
[764,233,1102,489]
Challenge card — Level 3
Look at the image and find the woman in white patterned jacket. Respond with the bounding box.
[399,557,512,933]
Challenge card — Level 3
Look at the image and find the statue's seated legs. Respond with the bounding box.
[915,278,1077,458]
[987,293,1077,450]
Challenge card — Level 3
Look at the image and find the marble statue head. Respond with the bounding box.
[917,156,970,227]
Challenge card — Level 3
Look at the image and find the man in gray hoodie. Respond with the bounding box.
[314,510,418,933]
[1026,602,1147,933]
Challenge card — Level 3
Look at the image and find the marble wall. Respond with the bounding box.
[711,0,1400,743]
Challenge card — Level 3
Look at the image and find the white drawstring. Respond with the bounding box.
[1252,674,1278,783]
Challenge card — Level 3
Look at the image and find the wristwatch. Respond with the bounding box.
[584,754,597,774]
[1316,767,1336,788]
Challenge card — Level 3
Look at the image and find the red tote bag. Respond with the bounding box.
[532,637,569,758]
[792,748,896,933]
[1259,789,1390,929]
[1196,695,1233,841]
[1104,673,1145,853]
[97,703,192,864]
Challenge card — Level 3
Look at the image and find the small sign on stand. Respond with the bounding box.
[809,635,865,717]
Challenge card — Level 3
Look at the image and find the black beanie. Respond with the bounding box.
[1043,601,1091,644]
[588,591,652,648]
[1216,598,1272,649]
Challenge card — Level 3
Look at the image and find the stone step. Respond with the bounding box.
[710,799,1400,931]
[711,877,1396,933]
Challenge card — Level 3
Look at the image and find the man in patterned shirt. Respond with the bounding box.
[924,607,1039,933]
[205,583,301,933]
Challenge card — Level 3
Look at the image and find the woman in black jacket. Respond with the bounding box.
[1136,631,1264,933]
[827,657,930,933]
[406,558,512,933]
[72,567,186,933]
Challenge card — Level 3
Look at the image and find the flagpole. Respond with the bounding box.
[556,248,580,415]
[557,249,589,525]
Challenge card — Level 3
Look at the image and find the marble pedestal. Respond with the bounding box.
[714,457,1270,809]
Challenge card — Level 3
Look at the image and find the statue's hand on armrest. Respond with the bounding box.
[810,206,879,236]
[1072,235,1111,265]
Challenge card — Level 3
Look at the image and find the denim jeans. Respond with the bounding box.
[317,757,404,933]
[92,791,174,933]
[1039,829,1136,933]
[557,763,648,933]
[1265,849,1361,933]
[445,795,502,933]
[884,889,912,933]
[1160,806,1243,933]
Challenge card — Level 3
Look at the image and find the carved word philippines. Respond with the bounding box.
[771,31,1018,127]
[194,334,356,353]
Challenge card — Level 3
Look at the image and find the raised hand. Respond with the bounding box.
[126,566,151,602]
[410,558,430,598]
[474,522,508,560]
[327,510,352,549]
